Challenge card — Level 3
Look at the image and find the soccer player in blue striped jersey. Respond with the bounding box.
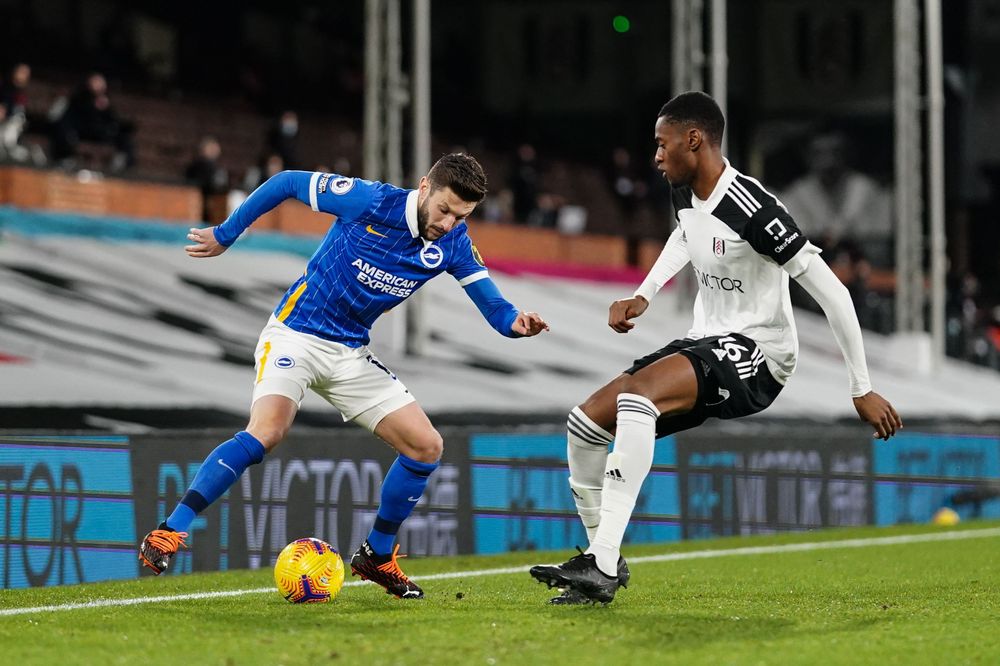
[139,154,549,598]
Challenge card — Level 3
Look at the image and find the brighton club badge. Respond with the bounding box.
[713,237,726,257]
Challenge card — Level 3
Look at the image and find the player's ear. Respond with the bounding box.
[688,127,703,152]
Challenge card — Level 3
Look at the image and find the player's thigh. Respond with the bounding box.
[622,352,699,416]
[578,374,631,433]
[372,402,442,463]
[580,342,700,425]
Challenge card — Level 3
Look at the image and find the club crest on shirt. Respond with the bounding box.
[713,237,726,257]
[471,244,485,267]
[420,243,444,268]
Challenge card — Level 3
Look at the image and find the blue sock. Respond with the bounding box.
[367,454,439,555]
[165,431,266,533]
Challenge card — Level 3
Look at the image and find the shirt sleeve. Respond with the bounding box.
[634,225,690,302]
[793,253,873,397]
[743,204,814,276]
[463,276,521,338]
[213,171,379,246]
[448,230,520,337]
[306,172,380,219]
[447,228,490,285]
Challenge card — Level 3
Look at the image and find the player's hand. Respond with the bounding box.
[512,311,549,337]
[853,391,902,441]
[608,295,649,333]
[185,226,227,258]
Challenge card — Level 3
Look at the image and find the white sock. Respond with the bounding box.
[566,406,613,543]
[587,393,658,577]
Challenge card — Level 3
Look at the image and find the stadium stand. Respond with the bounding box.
[0,72,994,377]
[12,73,630,235]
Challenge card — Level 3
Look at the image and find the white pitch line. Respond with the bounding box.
[2,527,998,617]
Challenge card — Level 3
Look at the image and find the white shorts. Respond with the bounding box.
[251,316,415,432]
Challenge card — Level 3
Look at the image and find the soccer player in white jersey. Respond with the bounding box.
[138,153,548,598]
[530,92,901,604]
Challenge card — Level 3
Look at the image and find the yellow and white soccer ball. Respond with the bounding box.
[931,507,961,526]
[274,537,345,603]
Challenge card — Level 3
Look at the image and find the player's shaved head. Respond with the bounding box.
[658,92,725,146]
[427,153,487,203]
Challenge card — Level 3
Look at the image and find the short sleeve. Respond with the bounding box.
[745,204,811,268]
[447,228,490,285]
[307,172,380,220]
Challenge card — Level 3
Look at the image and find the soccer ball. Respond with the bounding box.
[931,507,960,526]
[274,537,345,603]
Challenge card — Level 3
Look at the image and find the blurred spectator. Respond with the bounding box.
[263,153,284,180]
[481,188,515,224]
[243,152,285,191]
[607,146,648,263]
[0,62,31,162]
[50,73,136,172]
[986,308,1000,370]
[608,147,647,219]
[780,132,893,266]
[333,156,352,176]
[510,143,540,223]
[527,192,562,229]
[947,270,1000,370]
[556,204,588,235]
[267,110,301,170]
[185,136,230,221]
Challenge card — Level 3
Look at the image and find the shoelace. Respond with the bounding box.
[147,530,189,553]
[375,544,411,582]
[563,546,593,570]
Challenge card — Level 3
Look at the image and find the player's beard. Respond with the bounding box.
[416,197,430,239]
[416,197,446,240]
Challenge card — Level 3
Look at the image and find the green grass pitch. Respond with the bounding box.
[2,521,998,665]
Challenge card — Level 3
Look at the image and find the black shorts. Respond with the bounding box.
[624,333,784,438]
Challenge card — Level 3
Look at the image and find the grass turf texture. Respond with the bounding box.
[2,521,998,665]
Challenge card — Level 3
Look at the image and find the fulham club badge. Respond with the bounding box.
[713,237,726,257]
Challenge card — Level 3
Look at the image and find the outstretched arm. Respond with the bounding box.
[462,275,549,338]
[185,171,313,258]
[793,253,902,440]
[209,171,374,248]
[211,170,313,247]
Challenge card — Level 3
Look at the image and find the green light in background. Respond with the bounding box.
[612,15,630,33]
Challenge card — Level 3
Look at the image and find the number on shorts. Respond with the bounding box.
[717,336,749,362]
[366,353,397,380]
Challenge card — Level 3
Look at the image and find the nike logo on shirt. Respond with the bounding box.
[366,224,387,237]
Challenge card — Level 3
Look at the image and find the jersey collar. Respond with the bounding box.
[691,157,738,213]
[405,190,420,238]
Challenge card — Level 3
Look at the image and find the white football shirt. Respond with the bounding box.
[636,160,820,384]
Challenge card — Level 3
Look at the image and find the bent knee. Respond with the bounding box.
[407,430,443,463]
[615,373,649,398]
[246,423,290,451]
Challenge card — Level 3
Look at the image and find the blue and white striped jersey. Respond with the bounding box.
[214,171,517,346]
